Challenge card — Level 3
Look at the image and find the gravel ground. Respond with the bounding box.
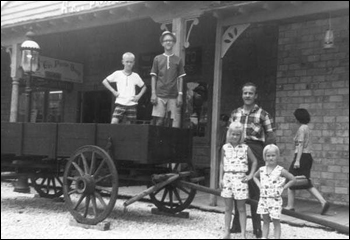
[1,181,348,239]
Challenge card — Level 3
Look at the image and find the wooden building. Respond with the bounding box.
[1,1,349,205]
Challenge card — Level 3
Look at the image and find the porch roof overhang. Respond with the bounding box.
[1,1,218,41]
[208,1,349,25]
[2,1,348,42]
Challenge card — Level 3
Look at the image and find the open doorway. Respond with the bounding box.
[81,91,112,123]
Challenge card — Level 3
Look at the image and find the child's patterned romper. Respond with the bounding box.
[257,165,286,219]
[221,143,249,200]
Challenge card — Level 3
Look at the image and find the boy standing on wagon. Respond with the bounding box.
[102,52,146,124]
[150,31,186,127]
[253,144,296,239]
[219,121,258,239]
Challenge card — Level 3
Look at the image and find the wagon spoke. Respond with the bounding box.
[80,153,90,175]
[46,178,51,193]
[95,186,112,193]
[74,194,86,210]
[95,174,112,184]
[160,188,168,203]
[93,159,106,178]
[52,178,57,195]
[39,177,46,186]
[153,187,163,196]
[176,185,190,195]
[169,189,173,209]
[31,174,65,199]
[84,195,91,217]
[72,162,85,176]
[64,145,118,225]
[56,176,63,186]
[91,195,98,216]
[90,152,96,175]
[67,176,77,182]
[94,192,107,209]
[173,188,183,205]
[149,163,196,214]
[173,163,180,172]
[68,189,78,195]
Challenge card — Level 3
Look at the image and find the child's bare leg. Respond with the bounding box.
[307,187,327,205]
[111,117,120,124]
[236,200,247,239]
[272,218,281,239]
[223,198,234,239]
[154,117,164,126]
[286,188,295,209]
[262,214,270,239]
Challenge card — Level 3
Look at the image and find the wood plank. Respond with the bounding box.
[57,123,96,157]
[96,124,149,163]
[69,219,110,231]
[147,126,192,164]
[1,122,23,155]
[222,1,349,26]
[22,123,57,157]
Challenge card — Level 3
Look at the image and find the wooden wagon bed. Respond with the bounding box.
[1,122,192,164]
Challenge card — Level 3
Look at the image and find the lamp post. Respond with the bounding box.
[21,31,40,122]
[14,32,40,193]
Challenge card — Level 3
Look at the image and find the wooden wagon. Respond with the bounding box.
[1,122,205,225]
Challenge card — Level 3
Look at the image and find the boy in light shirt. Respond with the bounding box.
[102,52,146,124]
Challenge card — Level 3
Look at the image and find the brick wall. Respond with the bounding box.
[276,16,349,205]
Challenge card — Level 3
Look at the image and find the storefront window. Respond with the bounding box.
[47,91,63,122]
[18,90,63,122]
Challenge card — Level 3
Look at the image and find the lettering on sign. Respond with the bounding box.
[33,56,83,83]
[62,1,130,14]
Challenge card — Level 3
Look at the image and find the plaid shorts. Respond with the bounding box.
[112,104,137,121]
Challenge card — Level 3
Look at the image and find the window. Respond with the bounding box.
[18,90,63,122]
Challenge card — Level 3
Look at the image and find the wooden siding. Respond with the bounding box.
[1,1,136,27]
[1,1,62,26]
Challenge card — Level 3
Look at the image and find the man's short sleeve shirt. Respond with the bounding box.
[230,104,274,143]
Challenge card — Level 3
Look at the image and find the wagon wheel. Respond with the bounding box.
[63,145,118,225]
[149,163,196,214]
[31,173,64,199]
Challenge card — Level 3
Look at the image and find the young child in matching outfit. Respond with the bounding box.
[219,121,258,239]
[253,144,296,239]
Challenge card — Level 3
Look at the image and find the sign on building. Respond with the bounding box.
[33,56,83,83]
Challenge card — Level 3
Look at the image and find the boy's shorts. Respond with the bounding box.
[221,172,249,200]
[152,97,181,120]
[112,104,137,121]
[257,197,283,220]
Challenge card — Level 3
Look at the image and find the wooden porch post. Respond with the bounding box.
[171,17,186,128]
[209,18,223,206]
[9,43,22,122]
